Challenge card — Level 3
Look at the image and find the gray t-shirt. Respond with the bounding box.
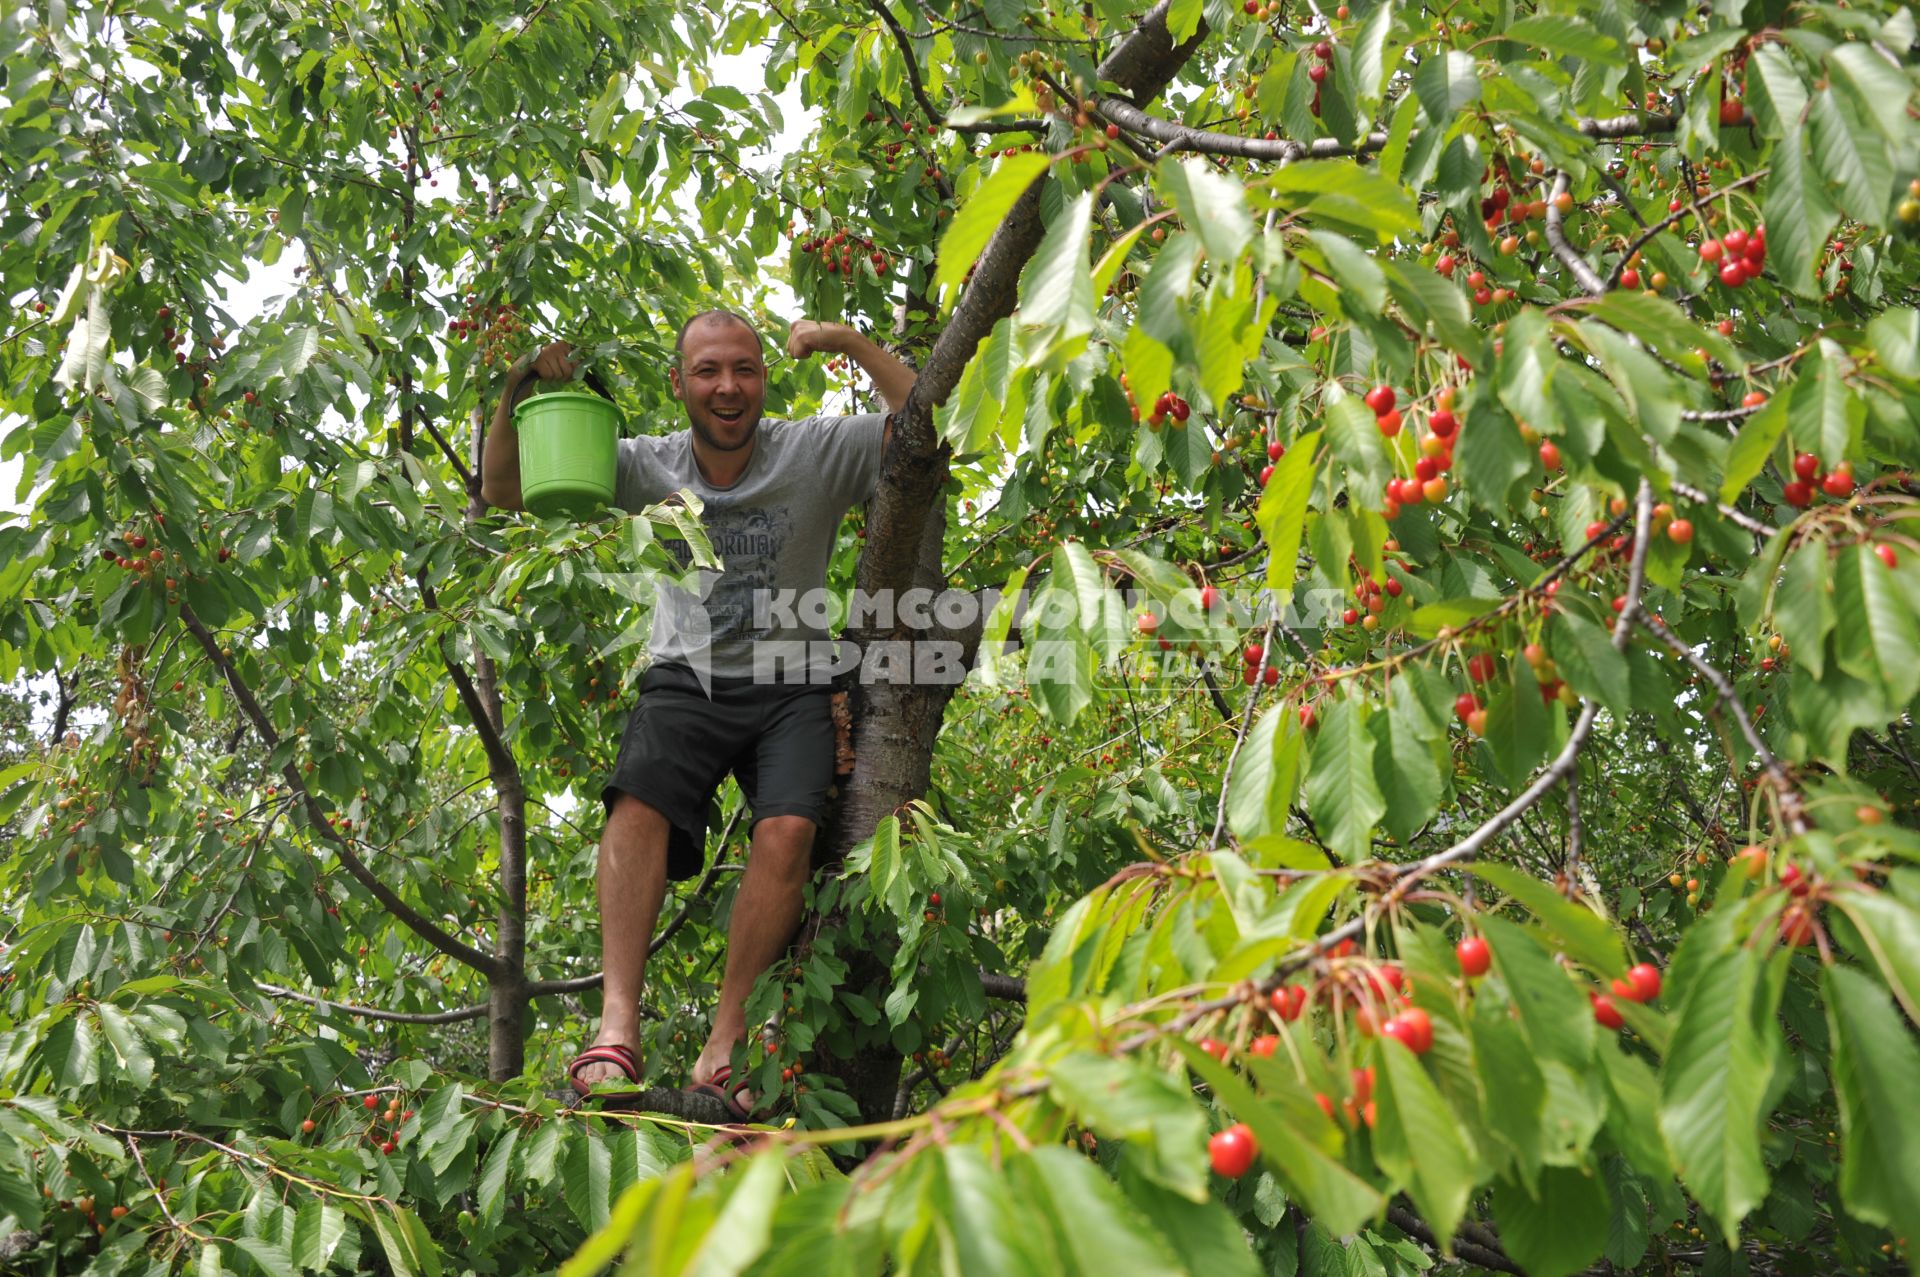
[615,414,886,682]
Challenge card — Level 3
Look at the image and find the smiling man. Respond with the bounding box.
[478,310,915,1115]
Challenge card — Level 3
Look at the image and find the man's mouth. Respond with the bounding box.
[711,407,745,423]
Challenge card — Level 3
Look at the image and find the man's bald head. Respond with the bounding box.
[674,310,763,367]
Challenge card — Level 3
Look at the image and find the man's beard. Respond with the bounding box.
[689,409,759,453]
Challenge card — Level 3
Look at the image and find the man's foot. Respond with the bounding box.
[684,1065,755,1120]
[568,1040,643,1096]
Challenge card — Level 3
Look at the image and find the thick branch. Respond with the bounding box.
[1387,1204,1523,1276]
[257,982,489,1024]
[1545,171,1607,297]
[177,604,504,975]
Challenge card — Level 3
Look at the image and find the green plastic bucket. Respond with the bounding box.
[514,387,619,519]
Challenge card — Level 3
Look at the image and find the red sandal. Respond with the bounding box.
[567,1043,643,1098]
[683,1065,754,1120]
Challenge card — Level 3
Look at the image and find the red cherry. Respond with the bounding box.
[1199,585,1222,612]
[1699,238,1724,262]
[1365,385,1396,416]
[1538,441,1562,471]
[1436,254,1456,276]
[1455,935,1491,977]
[1876,544,1899,570]
[301,1119,317,1133]
[1313,39,1333,59]
[1718,97,1745,126]
[1199,1037,1230,1062]
[1376,408,1402,437]
[1822,468,1854,498]
[1259,464,1274,486]
[1792,452,1819,481]
[1266,440,1285,460]
[1243,644,1263,665]
[1428,409,1458,438]
[1248,1034,1280,1058]
[928,892,941,907]
[1723,229,1749,255]
[1591,993,1625,1030]
[1383,1006,1433,1054]
[1627,963,1662,1003]
[1466,652,1497,683]
[1719,261,1747,288]
[1667,518,1693,544]
[1384,577,1403,597]
[1209,1124,1258,1178]
[1620,267,1640,289]
[1270,984,1307,1021]
[1782,480,1813,507]
[1466,270,1486,288]
[1454,692,1481,722]
[363,1094,379,1110]
[1261,665,1279,685]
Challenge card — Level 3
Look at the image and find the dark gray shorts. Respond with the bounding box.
[600,662,835,880]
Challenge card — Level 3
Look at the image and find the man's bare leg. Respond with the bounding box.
[691,814,815,1090]
[573,794,671,1086]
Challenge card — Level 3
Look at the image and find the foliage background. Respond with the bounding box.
[2,0,1919,1274]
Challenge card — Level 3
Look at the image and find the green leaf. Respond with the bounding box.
[475,1128,519,1228]
[1483,659,1548,786]
[1719,391,1790,503]
[685,1152,785,1277]
[1021,191,1097,350]
[1258,429,1321,604]
[1764,134,1842,299]
[1048,1051,1209,1201]
[1503,14,1619,61]
[1263,162,1418,242]
[1831,890,1920,1029]
[1868,307,1920,379]
[1021,1145,1189,1276]
[1165,0,1203,41]
[1833,542,1920,705]
[1471,863,1627,977]
[1584,290,1739,372]
[291,1201,348,1272]
[1227,707,1303,842]
[367,1205,442,1277]
[1349,0,1398,113]
[1824,963,1920,1247]
[563,1130,615,1233]
[1369,685,1444,847]
[1372,1038,1479,1250]
[1825,42,1914,145]
[1745,44,1809,139]
[1382,259,1479,353]
[1160,160,1252,266]
[1659,946,1780,1238]
[1304,697,1385,862]
[1548,609,1630,714]
[1323,390,1390,501]
[1453,400,1531,511]
[1305,230,1386,315]
[935,153,1050,309]
[1478,915,1595,1072]
[1808,86,1892,224]
[1789,341,1866,466]
[1771,539,1835,681]
[1491,1165,1611,1277]
[1412,50,1480,123]
[1056,541,1124,666]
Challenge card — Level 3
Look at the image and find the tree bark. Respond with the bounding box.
[820,0,1208,1122]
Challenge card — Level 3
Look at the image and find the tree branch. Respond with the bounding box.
[1545,171,1607,296]
[865,0,1038,134]
[176,604,505,976]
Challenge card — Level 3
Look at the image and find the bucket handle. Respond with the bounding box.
[509,367,616,409]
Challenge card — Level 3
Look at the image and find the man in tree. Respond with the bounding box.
[478,311,916,1111]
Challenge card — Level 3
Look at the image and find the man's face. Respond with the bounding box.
[669,320,766,453]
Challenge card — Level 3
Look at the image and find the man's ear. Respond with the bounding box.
[667,366,683,400]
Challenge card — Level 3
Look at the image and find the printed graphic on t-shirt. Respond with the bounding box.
[660,502,795,643]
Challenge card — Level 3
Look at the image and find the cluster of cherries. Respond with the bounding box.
[1239,642,1280,686]
[1696,225,1767,289]
[1371,385,1459,517]
[1782,452,1856,508]
[1339,569,1402,631]
[451,299,526,369]
[797,229,890,277]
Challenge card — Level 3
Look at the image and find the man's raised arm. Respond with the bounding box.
[786,321,916,445]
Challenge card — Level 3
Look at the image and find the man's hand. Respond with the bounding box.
[786,320,850,362]
[524,340,580,382]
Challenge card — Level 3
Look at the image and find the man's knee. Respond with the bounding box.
[751,815,817,874]
[603,793,671,858]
